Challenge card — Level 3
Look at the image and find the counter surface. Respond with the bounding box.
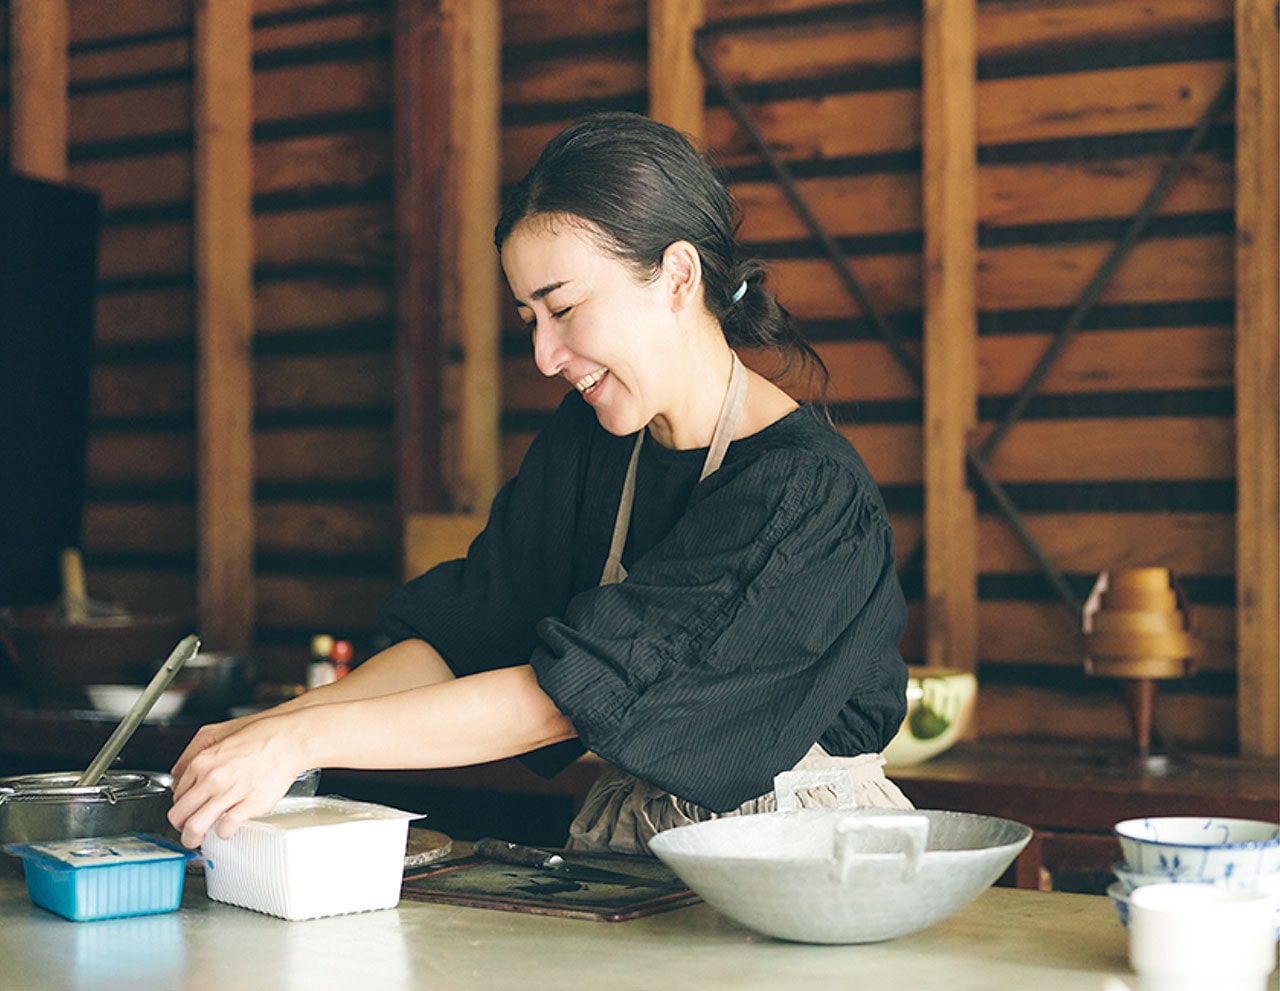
[4,867,1273,991]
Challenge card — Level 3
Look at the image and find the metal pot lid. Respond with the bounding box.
[0,770,169,805]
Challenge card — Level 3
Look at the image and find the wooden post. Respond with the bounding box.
[648,0,705,141]
[194,0,255,651]
[394,0,447,514]
[441,0,501,513]
[921,0,979,677]
[1234,0,1279,757]
[10,0,69,180]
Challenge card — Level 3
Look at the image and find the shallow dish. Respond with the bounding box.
[649,806,1030,944]
[85,684,189,722]
[1114,817,1280,881]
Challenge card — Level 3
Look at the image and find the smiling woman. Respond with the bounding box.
[167,112,913,856]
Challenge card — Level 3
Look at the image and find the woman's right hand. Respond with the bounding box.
[169,709,272,787]
[167,707,314,848]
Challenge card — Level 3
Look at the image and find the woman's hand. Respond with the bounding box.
[169,709,270,785]
[165,663,575,848]
[167,710,312,849]
[164,639,450,849]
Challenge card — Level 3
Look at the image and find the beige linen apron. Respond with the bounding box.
[567,352,913,855]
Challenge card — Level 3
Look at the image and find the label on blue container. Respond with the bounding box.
[19,835,186,869]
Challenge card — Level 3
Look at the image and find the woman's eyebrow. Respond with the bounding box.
[526,280,568,303]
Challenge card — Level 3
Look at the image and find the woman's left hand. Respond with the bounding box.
[167,711,311,848]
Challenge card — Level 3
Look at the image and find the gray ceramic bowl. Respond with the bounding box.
[649,807,1031,944]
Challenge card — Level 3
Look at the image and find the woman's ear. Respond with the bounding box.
[660,240,703,312]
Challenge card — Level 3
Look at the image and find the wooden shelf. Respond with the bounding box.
[890,739,1278,891]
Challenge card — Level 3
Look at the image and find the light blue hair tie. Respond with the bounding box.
[731,280,748,304]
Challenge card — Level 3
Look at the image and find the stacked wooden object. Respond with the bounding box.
[1083,568,1196,768]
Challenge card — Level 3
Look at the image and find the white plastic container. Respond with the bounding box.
[4,833,192,921]
[201,796,420,920]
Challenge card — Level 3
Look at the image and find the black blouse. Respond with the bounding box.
[379,391,908,812]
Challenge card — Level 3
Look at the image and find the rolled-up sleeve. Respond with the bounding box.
[529,449,908,812]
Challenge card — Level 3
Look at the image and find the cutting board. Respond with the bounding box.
[401,850,699,922]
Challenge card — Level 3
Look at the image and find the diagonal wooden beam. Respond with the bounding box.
[695,10,1233,633]
[978,74,1236,462]
[695,27,1071,620]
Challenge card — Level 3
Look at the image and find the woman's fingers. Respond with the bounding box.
[170,766,287,848]
[166,712,307,847]
[169,772,249,848]
[170,721,233,789]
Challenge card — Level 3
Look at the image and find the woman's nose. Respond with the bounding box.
[532,322,568,378]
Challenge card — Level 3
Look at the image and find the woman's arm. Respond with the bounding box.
[291,637,458,706]
[169,638,456,784]
[167,664,575,848]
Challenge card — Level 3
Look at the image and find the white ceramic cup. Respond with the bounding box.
[1128,882,1279,991]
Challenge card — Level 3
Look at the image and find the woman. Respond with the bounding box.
[168,112,910,853]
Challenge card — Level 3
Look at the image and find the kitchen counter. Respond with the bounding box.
[4,866,1271,991]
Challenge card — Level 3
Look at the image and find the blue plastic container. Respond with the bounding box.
[3,834,192,921]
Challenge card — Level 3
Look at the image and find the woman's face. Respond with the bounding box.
[501,216,692,441]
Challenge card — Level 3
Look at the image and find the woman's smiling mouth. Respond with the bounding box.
[574,368,607,397]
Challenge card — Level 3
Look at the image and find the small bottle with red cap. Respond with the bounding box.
[331,639,354,679]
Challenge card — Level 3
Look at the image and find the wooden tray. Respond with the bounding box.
[401,852,700,922]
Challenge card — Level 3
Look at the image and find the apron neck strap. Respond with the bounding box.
[600,351,748,586]
[700,351,747,482]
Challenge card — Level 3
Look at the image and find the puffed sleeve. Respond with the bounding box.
[377,394,617,679]
[528,448,908,812]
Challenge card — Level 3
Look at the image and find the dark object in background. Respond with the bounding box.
[0,172,101,608]
[0,606,188,705]
[176,651,259,719]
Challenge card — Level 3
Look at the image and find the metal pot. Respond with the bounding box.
[0,769,174,855]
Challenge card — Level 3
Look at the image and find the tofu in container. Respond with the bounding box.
[201,796,421,921]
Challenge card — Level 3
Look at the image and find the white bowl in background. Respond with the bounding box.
[883,668,977,766]
[1114,817,1280,882]
[85,684,189,722]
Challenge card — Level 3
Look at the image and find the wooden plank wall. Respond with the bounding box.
[2,0,1263,750]
[0,0,400,683]
[499,0,1245,751]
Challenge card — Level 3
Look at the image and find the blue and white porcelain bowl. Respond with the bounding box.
[1107,881,1133,928]
[1114,860,1280,896]
[1107,873,1280,939]
[1114,817,1280,882]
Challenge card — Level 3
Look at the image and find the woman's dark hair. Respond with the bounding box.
[494,111,829,399]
